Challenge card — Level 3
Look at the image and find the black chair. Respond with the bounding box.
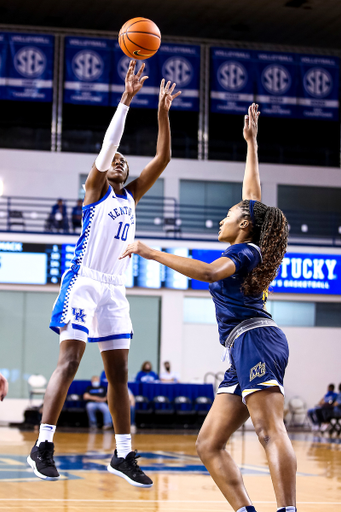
[163,217,182,238]
[153,395,175,427]
[194,396,213,427]
[8,210,25,230]
[174,396,196,428]
[134,395,153,428]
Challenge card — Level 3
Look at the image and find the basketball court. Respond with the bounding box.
[0,427,339,511]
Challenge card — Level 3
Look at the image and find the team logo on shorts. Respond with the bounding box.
[72,308,86,323]
[250,362,266,382]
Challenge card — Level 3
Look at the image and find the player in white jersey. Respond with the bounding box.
[27,60,181,487]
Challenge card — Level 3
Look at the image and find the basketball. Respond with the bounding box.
[118,17,161,60]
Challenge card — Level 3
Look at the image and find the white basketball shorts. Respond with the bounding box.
[50,268,132,350]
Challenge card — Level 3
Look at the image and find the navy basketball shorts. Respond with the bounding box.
[217,326,289,404]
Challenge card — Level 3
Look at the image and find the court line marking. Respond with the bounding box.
[0,499,340,505]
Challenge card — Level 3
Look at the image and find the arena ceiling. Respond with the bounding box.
[1,0,341,51]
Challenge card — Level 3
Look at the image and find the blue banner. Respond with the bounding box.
[2,33,54,102]
[210,48,254,114]
[111,42,200,110]
[0,33,8,100]
[297,55,339,120]
[64,37,112,106]
[271,252,341,295]
[254,51,298,117]
[210,48,339,120]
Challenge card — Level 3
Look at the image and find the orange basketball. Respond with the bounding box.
[118,17,161,60]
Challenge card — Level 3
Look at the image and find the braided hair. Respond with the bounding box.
[238,200,288,296]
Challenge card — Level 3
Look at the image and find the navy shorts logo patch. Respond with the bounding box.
[250,362,266,382]
[72,308,86,323]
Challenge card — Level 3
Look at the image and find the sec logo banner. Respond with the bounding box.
[303,67,333,98]
[162,57,193,87]
[72,50,104,81]
[217,61,248,91]
[14,46,46,78]
[261,64,291,95]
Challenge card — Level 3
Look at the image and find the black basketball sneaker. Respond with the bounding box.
[27,440,60,481]
[107,450,153,487]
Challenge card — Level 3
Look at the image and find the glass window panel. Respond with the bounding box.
[268,300,315,327]
[184,297,216,324]
[315,302,341,328]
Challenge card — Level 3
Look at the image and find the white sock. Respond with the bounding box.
[115,434,132,459]
[37,424,56,445]
[277,508,296,512]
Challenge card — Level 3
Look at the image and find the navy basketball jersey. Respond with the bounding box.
[209,243,271,345]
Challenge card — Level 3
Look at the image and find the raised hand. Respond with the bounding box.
[158,79,181,112]
[243,103,260,143]
[124,60,149,99]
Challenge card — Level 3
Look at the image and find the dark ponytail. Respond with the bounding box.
[239,200,288,296]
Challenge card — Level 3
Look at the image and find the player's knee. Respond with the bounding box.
[107,364,128,387]
[58,357,81,379]
[253,421,285,447]
[196,434,222,460]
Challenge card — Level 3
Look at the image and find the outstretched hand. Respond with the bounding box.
[120,241,155,260]
[158,79,181,112]
[243,103,260,143]
[124,60,148,98]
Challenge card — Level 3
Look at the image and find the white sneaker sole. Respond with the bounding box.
[107,464,153,488]
[27,455,60,481]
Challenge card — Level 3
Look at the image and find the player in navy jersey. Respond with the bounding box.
[121,104,297,512]
[27,61,181,487]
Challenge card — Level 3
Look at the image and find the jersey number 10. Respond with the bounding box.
[114,222,130,241]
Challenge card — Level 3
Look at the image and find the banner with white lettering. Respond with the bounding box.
[210,47,254,114]
[64,36,112,106]
[297,55,339,120]
[4,33,54,102]
[271,252,341,295]
[0,33,8,100]
[111,42,200,110]
[254,51,298,118]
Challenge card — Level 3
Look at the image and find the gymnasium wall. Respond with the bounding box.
[1,148,341,422]
[1,148,341,207]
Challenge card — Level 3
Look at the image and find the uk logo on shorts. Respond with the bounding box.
[72,308,86,323]
[250,362,266,381]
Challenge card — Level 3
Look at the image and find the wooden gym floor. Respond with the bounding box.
[0,427,340,512]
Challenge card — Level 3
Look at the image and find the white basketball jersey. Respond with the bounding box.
[71,186,135,277]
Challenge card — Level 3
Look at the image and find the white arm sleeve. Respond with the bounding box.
[95,102,129,172]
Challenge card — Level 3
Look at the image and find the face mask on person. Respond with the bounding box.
[145,367,151,373]
[165,364,170,372]
[92,381,100,387]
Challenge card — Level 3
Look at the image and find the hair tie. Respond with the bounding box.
[249,200,257,224]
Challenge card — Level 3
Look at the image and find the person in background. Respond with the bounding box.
[320,382,341,428]
[49,198,69,232]
[307,383,338,430]
[135,361,159,383]
[0,373,8,401]
[72,199,83,231]
[83,376,112,430]
[160,361,178,383]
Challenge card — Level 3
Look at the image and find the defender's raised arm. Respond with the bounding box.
[126,79,181,204]
[242,103,261,202]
